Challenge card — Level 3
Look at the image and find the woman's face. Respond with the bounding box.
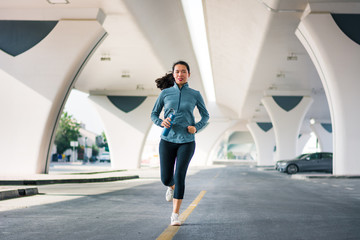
[173,64,190,88]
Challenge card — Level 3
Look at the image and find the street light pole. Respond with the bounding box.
[70,141,78,162]
[72,145,75,162]
[84,137,88,163]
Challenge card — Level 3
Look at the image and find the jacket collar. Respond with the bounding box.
[173,82,189,91]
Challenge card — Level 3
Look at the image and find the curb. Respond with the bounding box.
[0,175,139,185]
[291,175,360,180]
[0,187,39,201]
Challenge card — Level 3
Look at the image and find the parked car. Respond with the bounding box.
[275,153,307,170]
[99,152,111,163]
[276,152,333,174]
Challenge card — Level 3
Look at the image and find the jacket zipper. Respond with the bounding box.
[176,86,183,113]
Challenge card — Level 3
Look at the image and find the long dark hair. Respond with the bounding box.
[155,60,190,90]
[155,73,174,90]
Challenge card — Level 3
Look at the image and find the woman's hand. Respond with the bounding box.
[187,126,197,134]
[161,118,172,129]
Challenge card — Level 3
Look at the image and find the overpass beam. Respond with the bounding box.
[296,2,360,175]
[262,96,313,162]
[310,123,333,153]
[247,122,275,166]
[0,17,106,174]
[192,102,239,165]
[297,132,312,156]
[88,95,156,169]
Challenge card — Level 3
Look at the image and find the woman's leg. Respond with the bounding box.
[173,141,196,213]
[173,199,182,214]
[159,139,177,187]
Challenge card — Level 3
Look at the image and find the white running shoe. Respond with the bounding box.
[171,213,181,226]
[166,187,174,202]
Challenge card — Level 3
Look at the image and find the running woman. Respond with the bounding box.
[151,60,210,226]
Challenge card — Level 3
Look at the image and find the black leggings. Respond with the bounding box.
[159,139,196,199]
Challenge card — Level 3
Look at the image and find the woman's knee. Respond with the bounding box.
[161,175,174,186]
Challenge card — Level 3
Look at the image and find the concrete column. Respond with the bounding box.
[0,16,106,174]
[88,95,157,169]
[194,121,238,165]
[296,2,360,175]
[247,122,275,166]
[297,132,311,155]
[262,96,313,161]
[310,123,333,152]
[227,131,255,160]
[191,102,239,166]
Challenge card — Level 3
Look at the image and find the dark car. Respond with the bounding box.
[276,152,333,174]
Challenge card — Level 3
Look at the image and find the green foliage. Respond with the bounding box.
[54,112,81,154]
[96,131,109,151]
[102,131,107,143]
[227,151,236,159]
[92,144,99,156]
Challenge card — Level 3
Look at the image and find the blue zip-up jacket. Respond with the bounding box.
[151,83,210,143]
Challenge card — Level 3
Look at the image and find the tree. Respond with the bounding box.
[91,144,99,157]
[54,112,82,154]
[227,151,236,159]
[96,131,109,152]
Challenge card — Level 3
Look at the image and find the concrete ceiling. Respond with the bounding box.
[2,0,339,133]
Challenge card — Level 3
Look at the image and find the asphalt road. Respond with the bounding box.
[1,166,360,240]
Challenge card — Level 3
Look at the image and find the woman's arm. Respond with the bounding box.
[194,92,210,132]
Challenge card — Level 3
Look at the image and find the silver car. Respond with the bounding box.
[276,152,333,174]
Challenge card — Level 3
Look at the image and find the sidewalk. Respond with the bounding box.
[0,163,141,201]
[291,172,360,179]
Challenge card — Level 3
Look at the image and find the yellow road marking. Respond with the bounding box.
[156,190,207,240]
